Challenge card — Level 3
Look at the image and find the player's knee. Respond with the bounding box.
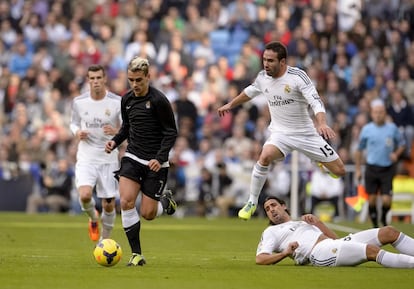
[378,226,400,244]
[140,209,156,220]
[78,187,93,202]
[259,150,282,165]
[366,244,381,261]
[120,198,135,210]
[102,201,115,212]
[333,166,346,177]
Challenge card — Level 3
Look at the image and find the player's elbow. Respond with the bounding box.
[255,254,269,265]
[256,258,265,265]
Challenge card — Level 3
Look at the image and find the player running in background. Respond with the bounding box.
[105,56,178,266]
[256,196,414,267]
[70,64,122,242]
[217,41,345,220]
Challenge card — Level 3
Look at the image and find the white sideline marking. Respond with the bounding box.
[22,255,50,258]
[326,223,359,234]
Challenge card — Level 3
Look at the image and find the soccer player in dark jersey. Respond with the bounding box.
[105,56,178,266]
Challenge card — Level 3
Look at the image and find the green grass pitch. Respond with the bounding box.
[0,212,413,289]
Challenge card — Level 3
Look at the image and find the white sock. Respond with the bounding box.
[79,197,98,221]
[393,233,414,256]
[156,202,163,217]
[248,162,269,205]
[376,250,414,268]
[121,208,140,228]
[101,209,116,239]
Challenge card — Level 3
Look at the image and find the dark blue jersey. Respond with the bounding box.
[112,86,177,163]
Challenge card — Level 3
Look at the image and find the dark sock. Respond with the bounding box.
[124,221,141,254]
[369,205,378,227]
[381,205,390,226]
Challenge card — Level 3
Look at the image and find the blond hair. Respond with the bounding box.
[127,56,150,75]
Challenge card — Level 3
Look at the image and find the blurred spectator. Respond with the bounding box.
[3,73,21,117]
[249,4,273,41]
[212,162,233,217]
[223,147,255,216]
[337,0,361,32]
[0,144,19,181]
[0,19,17,48]
[76,35,101,66]
[235,42,261,79]
[196,167,215,217]
[324,72,349,116]
[226,0,256,31]
[387,88,414,158]
[19,12,42,47]
[396,65,414,106]
[124,29,157,65]
[223,124,253,159]
[205,0,229,29]
[43,11,69,44]
[26,155,73,213]
[113,0,140,45]
[266,162,291,205]
[183,3,214,43]
[309,167,344,219]
[8,42,32,78]
[192,36,216,65]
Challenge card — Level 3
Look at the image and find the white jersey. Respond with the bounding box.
[256,220,323,265]
[70,91,122,164]
[244,67,325,135]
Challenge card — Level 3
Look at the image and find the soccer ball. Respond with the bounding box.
[93,239,122,267]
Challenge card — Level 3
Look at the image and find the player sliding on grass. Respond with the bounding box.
[217,41,345,221]
[256,196,414,267]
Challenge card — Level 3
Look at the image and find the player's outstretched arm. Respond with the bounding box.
[217,92,251,117]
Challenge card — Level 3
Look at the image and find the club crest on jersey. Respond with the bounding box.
[284,85,291,93]
[146,101,151,109]
[332,248,338,254]
[105,109,111,116]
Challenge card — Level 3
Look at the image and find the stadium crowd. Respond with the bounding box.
[1,0,414,218]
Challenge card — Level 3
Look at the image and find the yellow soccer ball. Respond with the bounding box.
[93,239,122,267]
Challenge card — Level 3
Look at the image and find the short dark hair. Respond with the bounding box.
[264,41,287,61]
[264,195,290,225]
[264,195,287,206]
[87,64,105,76]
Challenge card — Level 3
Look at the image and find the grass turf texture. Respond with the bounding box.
[0,213,413,289]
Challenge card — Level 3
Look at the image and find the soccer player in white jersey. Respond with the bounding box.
[217,41,346,220]
[256,196,414,267]
[70,64,122,242]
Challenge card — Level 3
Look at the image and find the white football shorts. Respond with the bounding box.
[310,238,367,267]
[75,162,119,199]
[264,132,339,162]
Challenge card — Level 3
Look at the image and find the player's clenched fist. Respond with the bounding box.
[105,140,116,153]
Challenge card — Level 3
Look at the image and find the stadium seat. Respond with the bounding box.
[209,29,231,57]
[225,42,242,67]
[231,28,250,45]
